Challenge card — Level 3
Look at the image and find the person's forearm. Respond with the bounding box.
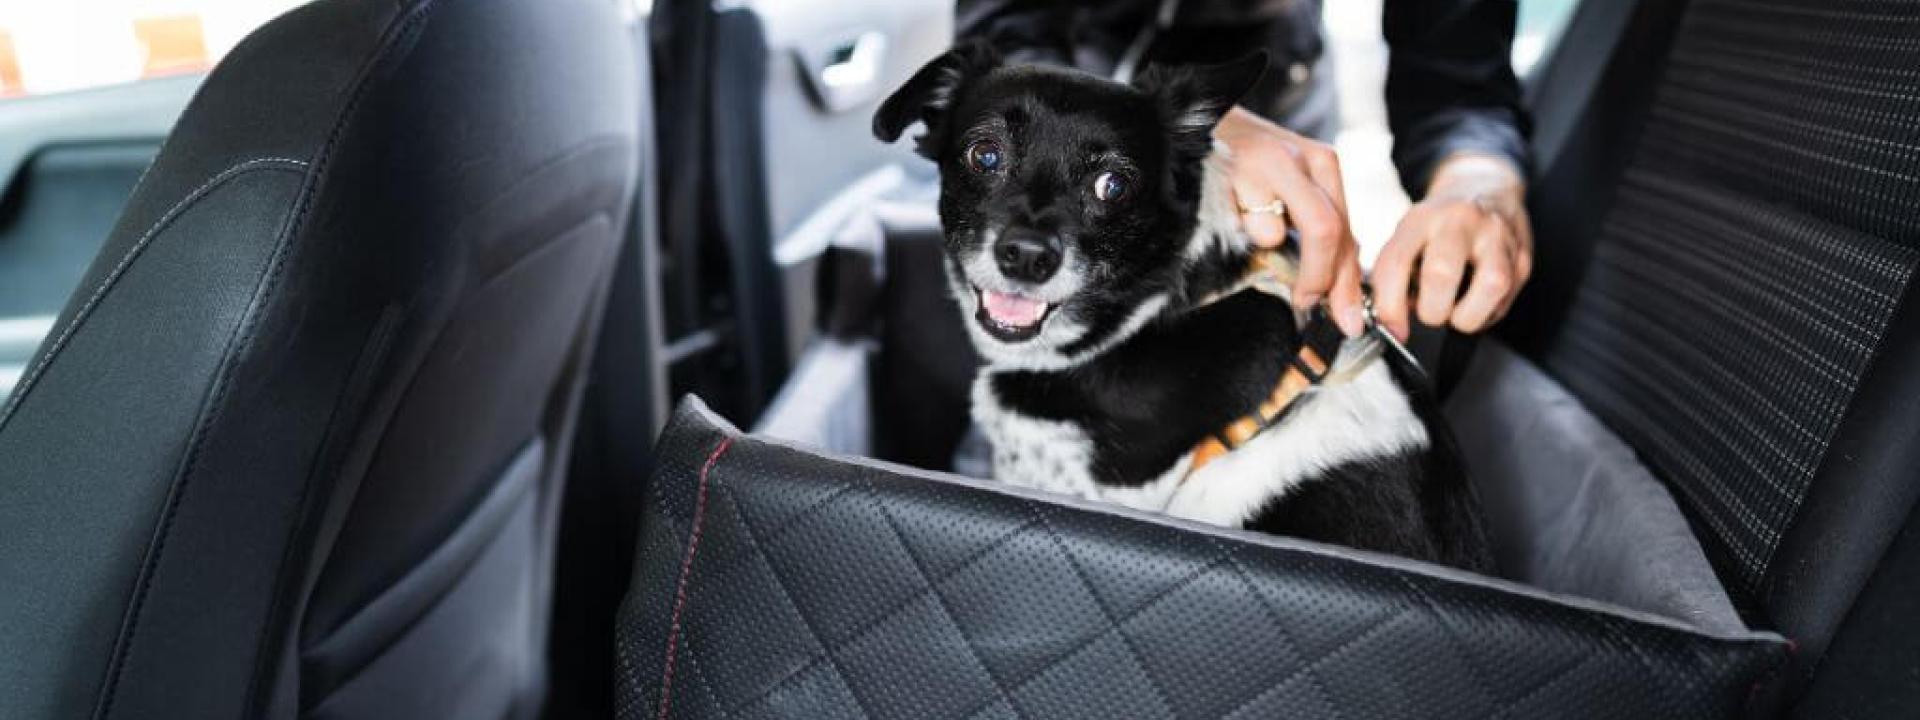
[1383,0,1530,197]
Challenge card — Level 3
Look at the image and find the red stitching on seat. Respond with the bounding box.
[656,435,734,720]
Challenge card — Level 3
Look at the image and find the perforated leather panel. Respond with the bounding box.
[1540,0,1920,597]
[618,401,1785,720]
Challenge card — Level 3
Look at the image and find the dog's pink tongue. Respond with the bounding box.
[983,290,1047,327]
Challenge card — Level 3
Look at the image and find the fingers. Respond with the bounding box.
[1493,212,1534,321]
[1508,208,1535,292]
[1231,166,1287,248]
[1328,249,1367,336]
[1370,151,1533,336]
[1299,145,1362,333]
[1449,224,1517,332]
[1301,143,1350,220]
[1210,115,1358,327]
[1370,218,1424,340]
[1382,200,1530,335]
[1415,217,1470,328]
[1264,156,1346,307]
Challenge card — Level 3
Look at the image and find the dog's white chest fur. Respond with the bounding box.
[970,377,1098,499]
[973,342,1429,528]
[970,377,1193,512]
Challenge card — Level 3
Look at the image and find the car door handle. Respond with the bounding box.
[802,30,888,113]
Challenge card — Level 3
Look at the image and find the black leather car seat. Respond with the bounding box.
[1508,0,1920,714]
[0,0,638,716]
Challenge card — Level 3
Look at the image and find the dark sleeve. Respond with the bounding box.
[956,0,1319,117]
[1383,0,1531,198]
[954,0,1084,66]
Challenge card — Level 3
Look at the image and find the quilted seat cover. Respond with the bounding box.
[617,400,1785,720]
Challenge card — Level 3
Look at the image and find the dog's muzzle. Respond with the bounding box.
[993,229,1062,284]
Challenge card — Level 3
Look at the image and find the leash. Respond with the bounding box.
[1363,293,1431,390]
[1182,250,1429,476]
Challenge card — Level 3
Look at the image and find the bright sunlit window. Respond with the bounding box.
[1514,0,1583,76]
[0,0,305,98]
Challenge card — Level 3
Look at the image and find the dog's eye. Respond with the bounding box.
[1093,172,1130,203]
[965,141,1004,173]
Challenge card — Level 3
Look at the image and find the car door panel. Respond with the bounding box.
[752,0,948,257]
[0,76,198,398]
[659,0,947,423]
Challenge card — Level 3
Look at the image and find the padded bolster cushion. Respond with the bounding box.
[1446,341,1747,634]
[618,398,1786,720]
[753,339,873,457]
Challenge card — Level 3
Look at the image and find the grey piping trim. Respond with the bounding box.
[0,157,311,431]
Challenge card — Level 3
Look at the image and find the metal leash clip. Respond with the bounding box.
[1362,295,1432,387]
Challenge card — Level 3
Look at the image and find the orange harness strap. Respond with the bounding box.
[1183,250,1347,477]
[1186,329,1334,474]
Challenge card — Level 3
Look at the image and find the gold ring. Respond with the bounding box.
[1241,200,1287,216]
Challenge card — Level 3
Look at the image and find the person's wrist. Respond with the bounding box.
[1424,152,1525,217]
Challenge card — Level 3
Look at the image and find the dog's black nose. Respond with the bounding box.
[994,231,1063,283]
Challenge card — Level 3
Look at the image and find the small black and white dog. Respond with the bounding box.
[872,44,1490,572]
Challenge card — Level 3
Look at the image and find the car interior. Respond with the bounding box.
[0,0,1914,718]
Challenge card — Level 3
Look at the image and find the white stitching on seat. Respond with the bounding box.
[0,156,310,429]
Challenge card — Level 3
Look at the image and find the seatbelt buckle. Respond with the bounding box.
[1361,295,1432,388]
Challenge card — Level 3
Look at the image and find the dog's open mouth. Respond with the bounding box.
[975,287,1055,342]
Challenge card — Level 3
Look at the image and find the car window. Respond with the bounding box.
[0,1,307,401]
[0,0,305,97]
[1514,0,1583,77]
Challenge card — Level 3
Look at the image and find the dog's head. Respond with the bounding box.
[875,44,1266,369]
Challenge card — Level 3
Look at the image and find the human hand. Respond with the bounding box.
[1213,106,1367,336]
[1370,153,1532,340]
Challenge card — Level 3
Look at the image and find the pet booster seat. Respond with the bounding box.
[615,0,1920,715]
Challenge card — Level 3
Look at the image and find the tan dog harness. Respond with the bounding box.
[1184,250,1356,476]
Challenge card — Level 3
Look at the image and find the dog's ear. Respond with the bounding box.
[1134,51,1269,138]
[873,40,1001,157]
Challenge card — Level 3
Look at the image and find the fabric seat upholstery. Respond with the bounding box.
[0,0,639,717]
[1506,0,1920,711]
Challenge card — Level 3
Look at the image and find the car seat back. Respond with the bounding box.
[0,0,638,716]
[1508,0,1920,712]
